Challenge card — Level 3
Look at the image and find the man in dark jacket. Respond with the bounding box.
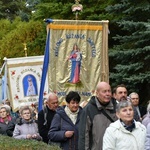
[38,93,59,143]
[129,92,147,121]
[78,82,117,150]
[48,91,82,150]
[113,84,142,121]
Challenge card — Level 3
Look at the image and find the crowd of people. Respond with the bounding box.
[0,81,150,150]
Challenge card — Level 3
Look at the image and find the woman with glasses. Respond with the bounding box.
[13,105,42,141]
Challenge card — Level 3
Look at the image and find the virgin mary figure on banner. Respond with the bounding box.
[23,75,37,96]
[68,43,82,84]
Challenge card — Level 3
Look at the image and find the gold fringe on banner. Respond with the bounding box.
[48,20,109,103]
[48,24,103,30]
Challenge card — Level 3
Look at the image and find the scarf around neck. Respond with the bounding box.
[65,106,79,124]
[0,115,12,123]
[120,119,135,132]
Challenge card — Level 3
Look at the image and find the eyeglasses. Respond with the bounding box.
[131,98,139,100]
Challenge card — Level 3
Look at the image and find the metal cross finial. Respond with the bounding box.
[75,0,80,4]
[23,43,28,57]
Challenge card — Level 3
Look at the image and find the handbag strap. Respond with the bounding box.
[101,108,114,122]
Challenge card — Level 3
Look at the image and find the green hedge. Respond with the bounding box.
[0,135,61,150]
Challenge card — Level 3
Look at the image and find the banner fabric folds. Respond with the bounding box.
[6,56,48,112]
[47,20,109,103]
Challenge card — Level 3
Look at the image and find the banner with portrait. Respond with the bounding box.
[6,56,48,111]
[48,20,109,103]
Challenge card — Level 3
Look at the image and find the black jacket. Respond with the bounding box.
[38,106,56,143]
[0,118,16,137]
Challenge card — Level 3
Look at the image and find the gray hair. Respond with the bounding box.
[129,92,139,98]
[116,100,133,112]
[0,105,11,114]
[147,101,150,112]
[19,105,32,115]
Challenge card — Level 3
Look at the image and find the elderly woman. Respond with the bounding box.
[142,101,150,150]
[48,91,82,150]
[0,105,16,136]
[145,122,150,150]
[13,105,42,141]
[103,100,146,150]
[142,101,150,128]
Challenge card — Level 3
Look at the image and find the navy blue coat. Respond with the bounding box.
[48,106,82,150]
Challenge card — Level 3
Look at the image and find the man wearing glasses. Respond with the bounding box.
[129,92,147,121]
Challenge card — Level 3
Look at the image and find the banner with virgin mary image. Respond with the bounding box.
[48,20,109,103]
[6,56,48,111]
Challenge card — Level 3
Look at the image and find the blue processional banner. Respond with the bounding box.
[47,20,109,103]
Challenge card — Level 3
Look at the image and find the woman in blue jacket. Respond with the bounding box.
[48,91,82,150]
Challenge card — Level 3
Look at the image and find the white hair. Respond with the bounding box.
[0,104,11,113]
[147,101,150,112]
[129,92,139,98]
